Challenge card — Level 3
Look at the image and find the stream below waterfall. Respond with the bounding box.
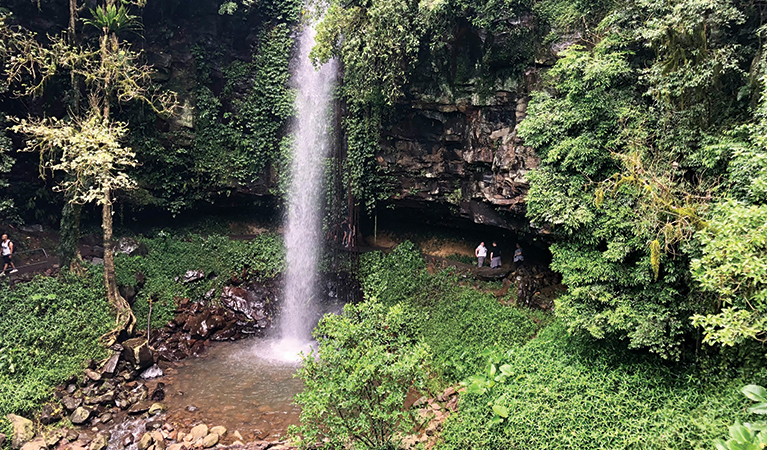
[160,338,305,440]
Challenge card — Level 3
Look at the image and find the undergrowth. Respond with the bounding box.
[360,241,551,382]
[439,323,765,450]
[116,232,284,328]
[0,270,111,418]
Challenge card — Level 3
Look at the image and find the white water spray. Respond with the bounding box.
[278,17,338,354]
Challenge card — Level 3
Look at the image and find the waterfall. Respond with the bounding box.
[279,17,338,346]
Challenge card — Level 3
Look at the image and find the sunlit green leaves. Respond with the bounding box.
[291,301,431,450]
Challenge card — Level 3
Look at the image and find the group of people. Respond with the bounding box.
[1,234,18,276]
[475,241,524,269]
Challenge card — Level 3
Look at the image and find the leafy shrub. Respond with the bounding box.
[0,271,111,417]
[715,385,767,449]
[292,301,432,450]
[359,241,427,307]
[440,323,766,450]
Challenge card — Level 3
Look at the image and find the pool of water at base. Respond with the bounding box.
[160,337,309,441]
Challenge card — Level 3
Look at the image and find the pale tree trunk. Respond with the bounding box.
[100,187,136,345]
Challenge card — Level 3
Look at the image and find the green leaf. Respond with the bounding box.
[730,422,752,443]
[743,385,767,403]
[747,403,767,415]
[492,404,509,418]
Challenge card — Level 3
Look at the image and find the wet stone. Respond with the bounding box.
[136,433,153,450]
[188,424,208,442]
[70,407,92,425]
[7,414,35,449]
[89,432,109,450]
[19,437,46,450]
[62,396,82,412]
[201,433,218,448]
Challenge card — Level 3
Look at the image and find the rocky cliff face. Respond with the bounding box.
[378,87,539,232]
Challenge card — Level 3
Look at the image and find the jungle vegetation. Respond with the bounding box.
[1,0,767,448]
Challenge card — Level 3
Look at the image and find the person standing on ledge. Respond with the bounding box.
[514,243,524,269]
[475,241,487,268]
[490,242,501,269]
[1,234,18,275]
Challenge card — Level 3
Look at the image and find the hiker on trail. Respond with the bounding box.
[514,243,524,269]
[490,242,502,269]
[475,242,487,267]
[2,234,18,275]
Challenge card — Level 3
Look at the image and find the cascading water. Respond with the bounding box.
[278,17,338,352]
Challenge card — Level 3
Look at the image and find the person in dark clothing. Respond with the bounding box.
[490,242,502,269]
[513,243,524,269]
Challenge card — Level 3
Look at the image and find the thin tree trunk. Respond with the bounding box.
[58,200,84,273]
[101,187,135,345]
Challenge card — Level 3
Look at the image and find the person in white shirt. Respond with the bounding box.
[475,242,487,267]
[1,234,18,275]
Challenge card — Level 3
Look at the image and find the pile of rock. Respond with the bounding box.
[401,386,462,449]
[137,423,296,450]
[151,283,275,362]
[5,414,111,450]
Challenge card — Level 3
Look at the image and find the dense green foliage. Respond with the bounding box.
[441,323,767,450]
[0,272,111,416]
[292,301,431,450]
[115,232,284,328]
[130,13,298,213]
[516,0,767,358]
[714,385,767,449]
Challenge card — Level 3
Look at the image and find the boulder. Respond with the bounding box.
[116,237,149,257]
[136,433,153,450]
[150,383,165,401]
[220,286,267,320]
[188,424,208,442]
[83,369,101,382]
[474,266,512,281]
[43,429,66,447]
[89,433,109,450]
[39,403,63,425]
[123,338,154,370]
[148,403,165,416]
[209,426,226,437]
[181,270,204,284]
[19,437,46,450]
[150,431,165,450]
[201,433,218,448]
[69,407,92,425]
[184,312,214,338]
[61,396,82,411]
[6,414,35,449]
[92,391,115,405]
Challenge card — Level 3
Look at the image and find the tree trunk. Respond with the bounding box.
[58,200,84,273]
[101,187,135,345]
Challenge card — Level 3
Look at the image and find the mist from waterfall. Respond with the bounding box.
[278,17,338,350]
